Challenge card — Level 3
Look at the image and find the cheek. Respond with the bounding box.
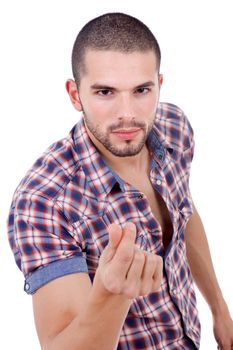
[85,98,113,119]
[138,95,159,117]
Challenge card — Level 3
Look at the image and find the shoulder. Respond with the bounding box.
[156,102,194,152]
[11,126,81,205]
[156,102,193,132]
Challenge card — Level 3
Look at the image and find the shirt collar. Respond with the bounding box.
[72,109,179,199]
[72,118,118,199]
[153,103,183,162]
[147,123,181,164]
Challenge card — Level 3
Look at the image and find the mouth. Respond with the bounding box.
[111,128,141,140]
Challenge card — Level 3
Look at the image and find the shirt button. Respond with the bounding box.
[25,283,30,291]
[156,179,162,186]
[172,288,177,295]
[158,154,163,160]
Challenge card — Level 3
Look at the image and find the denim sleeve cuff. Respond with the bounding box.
[24,256,88,295]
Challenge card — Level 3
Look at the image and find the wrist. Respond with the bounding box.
[210,296,230,318]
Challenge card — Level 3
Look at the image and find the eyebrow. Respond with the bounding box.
[90,81,155,91]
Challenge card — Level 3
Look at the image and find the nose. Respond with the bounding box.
[117,93,135,121]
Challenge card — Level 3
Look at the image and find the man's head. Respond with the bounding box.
[71,12,161,88]
[66,13,163,159]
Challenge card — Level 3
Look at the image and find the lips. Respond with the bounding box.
[111,128,141,140]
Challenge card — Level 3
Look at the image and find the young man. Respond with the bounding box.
[7,13,233,350]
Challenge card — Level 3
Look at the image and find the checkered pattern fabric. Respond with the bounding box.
[7,102,200,349]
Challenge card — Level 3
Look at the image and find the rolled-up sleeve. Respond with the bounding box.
[8,191,88,294]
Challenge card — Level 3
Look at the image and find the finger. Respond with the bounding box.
[107,223,122,249]
[101,223,122,263]
[140,252,158,295]
[151,255,163,291]
[110,222,137,279]
[123,248,145,299]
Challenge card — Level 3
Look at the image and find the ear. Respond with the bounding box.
[159,74,163,88]
[65,79,83,112]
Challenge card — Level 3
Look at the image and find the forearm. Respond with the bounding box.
[184,204,228,316]
[46,274,131,350]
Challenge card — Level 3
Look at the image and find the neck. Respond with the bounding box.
[86,125,151,176]
[103,145,150,176]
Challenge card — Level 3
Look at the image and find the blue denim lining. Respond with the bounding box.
[24,256,88,294]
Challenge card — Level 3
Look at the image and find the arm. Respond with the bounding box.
[33,222,163,350]
[185,201,233,349]
[33,273,131,350]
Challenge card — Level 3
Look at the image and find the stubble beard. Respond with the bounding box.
[83,112,155,157]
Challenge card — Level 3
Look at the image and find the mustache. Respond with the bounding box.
[108,121,146,132]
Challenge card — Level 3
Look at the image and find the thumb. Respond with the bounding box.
[102,223,122,262]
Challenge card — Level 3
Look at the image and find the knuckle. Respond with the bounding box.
[104,274,122,294]
[140,284,152,296]
[124,285,139,299]
[154,254,162,262]
[106,280,122,294]
[155,255,163,269]
[134,250,144,264]
[152,282,161,292]
[119,251,133,264]
[158,255,164,265]
[152,276,162,291]
[146,253,156,264]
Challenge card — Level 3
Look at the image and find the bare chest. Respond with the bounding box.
[129,177,173,249]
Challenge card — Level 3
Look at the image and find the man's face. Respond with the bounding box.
[76,49,162,157]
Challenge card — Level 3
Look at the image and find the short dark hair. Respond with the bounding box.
[71,12,161,87]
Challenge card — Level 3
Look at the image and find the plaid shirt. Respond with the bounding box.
[7,102,200,349]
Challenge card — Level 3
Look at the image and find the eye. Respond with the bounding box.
[135,87,151,94]
[96,89,113,96]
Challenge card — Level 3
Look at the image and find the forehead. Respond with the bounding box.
[82,49,158,87]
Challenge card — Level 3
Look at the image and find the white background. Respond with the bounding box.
[1,1,232,349]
